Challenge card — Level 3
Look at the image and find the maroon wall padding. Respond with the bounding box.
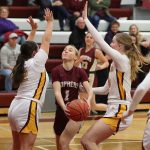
[0,92,16,107]
[131,90,150,103]
[110,0,121,8]
[49,44,67,59]
[110,8,133,19]
[45,59,62,73]
[12,0,27,6]
[6,7,132,20]
[8,6,39,18]
[0,76,5,91]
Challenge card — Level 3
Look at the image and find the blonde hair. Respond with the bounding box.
[115,33,146,81]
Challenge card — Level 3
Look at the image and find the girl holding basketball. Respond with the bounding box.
[122,71,150,150]
[52,45,93,150]
[80,2,146,149]
[75,32,109,112]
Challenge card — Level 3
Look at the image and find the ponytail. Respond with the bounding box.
[12,54,26,88]
[126,43,148,81]
[11,41,39,88]
[115,32,149,81]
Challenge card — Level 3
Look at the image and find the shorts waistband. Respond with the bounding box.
[108,99,131,105]
[15,96,42,107]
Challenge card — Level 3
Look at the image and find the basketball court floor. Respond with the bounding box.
[0,105,149,150]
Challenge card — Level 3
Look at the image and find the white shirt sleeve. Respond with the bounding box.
[32,48,48,72]
[92,80,109,95]
[84,18,129,72]
[129,71,150,111]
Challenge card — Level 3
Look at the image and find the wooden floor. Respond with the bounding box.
[0,108,149,150]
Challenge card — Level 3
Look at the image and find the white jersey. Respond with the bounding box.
[85,18,132,105]
[108,59,132,104]
[14,48,49,107]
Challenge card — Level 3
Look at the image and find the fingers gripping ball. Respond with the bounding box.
[66,99,90,121]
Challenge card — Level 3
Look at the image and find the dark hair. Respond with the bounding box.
[12,41,38,88]
[110,21,120,27]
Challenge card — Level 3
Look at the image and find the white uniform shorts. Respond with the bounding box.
[8,99,41,134]
[102,103,133,133]
[142,110,150,150]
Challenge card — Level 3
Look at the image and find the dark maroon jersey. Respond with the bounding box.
[52,65,88,106]
[80,47,96,76]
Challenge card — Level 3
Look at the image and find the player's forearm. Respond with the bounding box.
[92,86,109,95]
[27,29,36,41]
[55,93,66,110]
[129,85,148,111]
[87,89,94,104]
[130,72,150,111]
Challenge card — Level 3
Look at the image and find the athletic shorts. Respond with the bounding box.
[53,107,69,135]
[8,99,41,134]
[142,111,150,150]
[101,103,133,133]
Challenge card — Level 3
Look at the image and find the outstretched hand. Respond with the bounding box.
[82,1,88,20]
[44,8,53,22]
[27,16,38,30]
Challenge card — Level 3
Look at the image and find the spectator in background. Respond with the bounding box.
[0,33,20,92]
[69,17,86,50]
[129,25,149,64]
[129,24,146,42]
[6,0,36,6]
[52,0,71,31]
[130,34,149,56]
[88,0,116,31]
[104,21,121,45]
[37,0,71,31]
[62,0,86,31]
[0,7,26,45]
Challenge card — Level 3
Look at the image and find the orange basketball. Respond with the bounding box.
[66,99,90,121]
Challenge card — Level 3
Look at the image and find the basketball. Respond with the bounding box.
[66,99,90,121]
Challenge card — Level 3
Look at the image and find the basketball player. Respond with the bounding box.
[122,71,150,150]
[8,9,53,150]
[52,45,93,150]
[75,32,108,112]
[80,3,146,149]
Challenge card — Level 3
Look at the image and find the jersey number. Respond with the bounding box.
[82,61,88,69]
[65,90,69,101]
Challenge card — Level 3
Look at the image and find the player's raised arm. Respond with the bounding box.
[40,8,53,54]
[82,2,128,71]
[26,16,38,41]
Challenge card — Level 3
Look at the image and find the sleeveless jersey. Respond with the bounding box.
[80,47,97,76]
[108,61,132,103]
